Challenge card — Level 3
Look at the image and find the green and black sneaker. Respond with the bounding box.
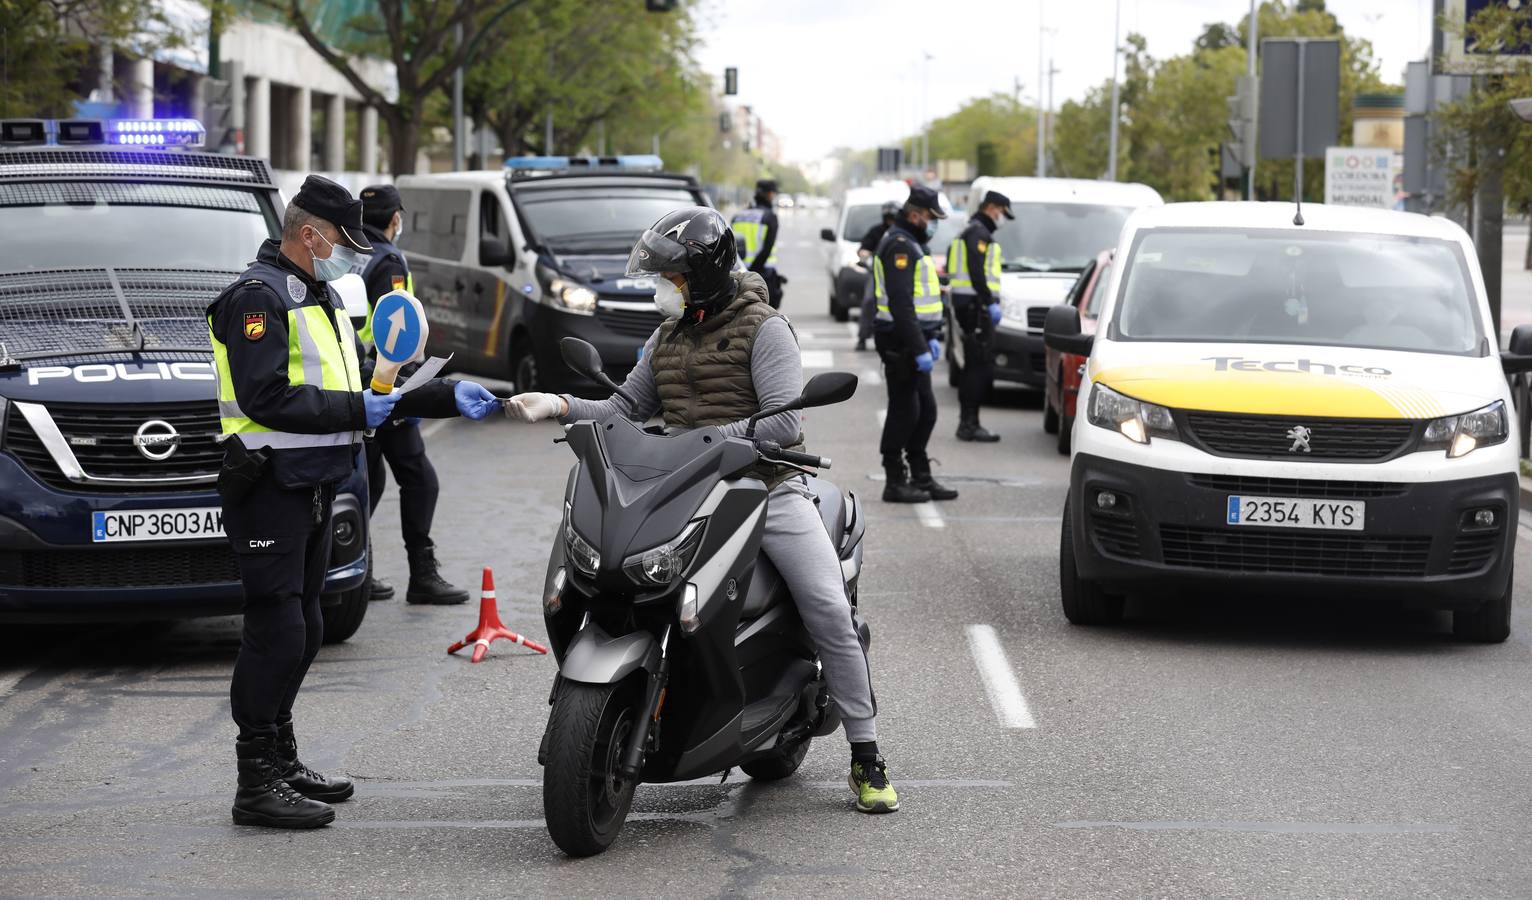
[849,758,899,814]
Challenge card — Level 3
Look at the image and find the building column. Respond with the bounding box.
[324,94,346,172]
[246,76,270,161]
[359,105,378,174]
[291,86,311,172]
[128,58,154,118]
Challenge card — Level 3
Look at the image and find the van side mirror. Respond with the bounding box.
[820,228,836,242]
[1510,325,1532,356]
[479,238,512,268]
[1043,304,1094,355]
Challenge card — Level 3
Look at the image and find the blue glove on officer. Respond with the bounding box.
[914,352,934,373]
[454,381,501,420]
[988,302,1002,326]
[363,389,401,429]
[928,338,941,362]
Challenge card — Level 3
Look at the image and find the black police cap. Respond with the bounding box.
[755,178,778,194]
[906,184,946,219]
[359,183,404,227]
[291,174,371,251]
[981,190,1015,220]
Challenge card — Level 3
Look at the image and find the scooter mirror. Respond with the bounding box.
[800,371,858,409]
[560,337,605,379]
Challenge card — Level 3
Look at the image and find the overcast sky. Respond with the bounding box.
[695,0,1433,162]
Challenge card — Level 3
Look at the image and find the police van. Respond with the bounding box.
[0,118,372,640]
[1047,201,1527,642]
[393,156,711,394]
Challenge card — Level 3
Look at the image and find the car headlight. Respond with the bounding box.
[563,501,600,577]
[623,519,705,587]
[549,277,597,313]
[1087,383,1178,444]
[1421,400,1507,458]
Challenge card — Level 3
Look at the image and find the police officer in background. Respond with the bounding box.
[873,185,958,504]
[355,185,469,606]
[730,178,783,308]
[208,175,501,829]
[947,190,1013,442]
[855,200,900,353]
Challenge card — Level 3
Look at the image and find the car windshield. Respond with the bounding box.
[0,182,273,271]
[515,184,699,253]
[992,202,1134,272]
[841,203,888,241]
[1112,228,1482,355]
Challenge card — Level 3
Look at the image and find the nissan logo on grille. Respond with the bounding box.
[133,420,181,461]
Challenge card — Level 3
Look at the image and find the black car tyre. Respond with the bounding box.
[511,335,539,395]
[543,680,640,857]
[741,736,811,781]
[1452,564,1512,643]
[1059,500,1125,626]
[831,291,850,322]
[1043,379,1060,435]
[320,563,371,644]
[1056,413,1073,456]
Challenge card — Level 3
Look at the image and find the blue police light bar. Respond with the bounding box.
[104,118,206,148]
[505,154,664,174]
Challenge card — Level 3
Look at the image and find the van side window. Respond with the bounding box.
[435,190,470,261]
[480,191,501,239]
[396,187,428,254]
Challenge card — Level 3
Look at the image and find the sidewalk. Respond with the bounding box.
[1501,222,1532,343]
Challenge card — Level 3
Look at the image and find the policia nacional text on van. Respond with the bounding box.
[207,175,501,829]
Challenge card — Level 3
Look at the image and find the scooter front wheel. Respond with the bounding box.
[543,680,640,857]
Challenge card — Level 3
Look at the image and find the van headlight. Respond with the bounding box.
[623,519,705,587]
[1087,383,1178,444]
[563,501,600,577]
[537,263,598,314]
[1422,400,1507,458]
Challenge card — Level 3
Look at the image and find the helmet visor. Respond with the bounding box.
[626,229,691,277]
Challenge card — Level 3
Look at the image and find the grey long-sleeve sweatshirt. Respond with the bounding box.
[561,314,803,446]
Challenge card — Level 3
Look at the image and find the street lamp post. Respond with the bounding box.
[1107,0,1121,181]
[1036,2,1046,177]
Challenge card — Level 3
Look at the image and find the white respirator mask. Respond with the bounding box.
[653,278,687,319]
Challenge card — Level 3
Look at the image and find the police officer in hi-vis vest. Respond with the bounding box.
[873,185,959,504]
[730,178,783,308]
[355,184,469,606]
[947,190,1013,443]
[207,175,501,829]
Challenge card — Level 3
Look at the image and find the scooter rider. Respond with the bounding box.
[506,207,898,814]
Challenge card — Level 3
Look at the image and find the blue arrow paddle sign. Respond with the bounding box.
[370,290,426,364]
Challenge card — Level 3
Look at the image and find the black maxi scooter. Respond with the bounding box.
[536,337,870,857]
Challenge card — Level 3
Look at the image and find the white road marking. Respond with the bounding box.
[797,329,816,340]
[421,417,457,440]
[800,350,835,369]
[0,670,29,700]
[914,502,945,529]
[861,369,882,386]
[876,409,887,427]
[966,624,1038,729]
[845,322,859,338]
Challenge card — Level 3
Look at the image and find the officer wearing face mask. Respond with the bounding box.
[207,175,501,829]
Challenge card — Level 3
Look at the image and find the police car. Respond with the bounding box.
[0,117,371,639]
[394,156,711,394]
[1047,202,1527,642]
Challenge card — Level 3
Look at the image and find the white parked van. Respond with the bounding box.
[820,183,960,322]
[1046,201,1527,642]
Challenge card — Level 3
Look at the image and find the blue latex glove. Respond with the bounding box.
[454,381,500,420]
[914,352,934,373]
[363,389,401,429]
[987,302,1002,326]
[928,338,941,362]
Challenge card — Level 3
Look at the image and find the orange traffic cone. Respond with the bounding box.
[447,567,549,663]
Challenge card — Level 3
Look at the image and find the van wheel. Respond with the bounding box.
[1056,413,1073,456]
[320,562,371,644]
[1453,564,1512,643]
[1043,384,1060,435]
[831,292,849,322]
[1059,500,1124,626]
[511,337,539,394]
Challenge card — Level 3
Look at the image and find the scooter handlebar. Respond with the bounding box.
[757,440,831,470]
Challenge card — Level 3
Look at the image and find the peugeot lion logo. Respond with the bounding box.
[133,420,181,461]
[1286,425,1313,454]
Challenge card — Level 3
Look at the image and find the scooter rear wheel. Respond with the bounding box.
[740,736,811,781]
[543,680,639,857]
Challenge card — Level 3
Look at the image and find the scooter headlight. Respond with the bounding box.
[563,501,600,577]
[1422,400,1507,458]
[623,519,706,587]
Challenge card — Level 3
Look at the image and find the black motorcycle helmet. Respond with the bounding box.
[880,200,900,221]
[626,206,738,314]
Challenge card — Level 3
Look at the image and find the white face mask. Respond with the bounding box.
[653,279,686,319]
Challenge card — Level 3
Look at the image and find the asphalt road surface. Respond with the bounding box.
[4,208,1532,899]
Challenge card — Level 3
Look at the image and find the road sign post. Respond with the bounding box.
[1259,38,1340,213]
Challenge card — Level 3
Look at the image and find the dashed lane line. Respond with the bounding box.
[800,350,835,369]
[966,624,1038,729]
[421,417,457,440]
[914,502,946,529]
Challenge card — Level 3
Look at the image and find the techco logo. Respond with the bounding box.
[1204,357,1392,377]
[1286,425,1313,453]
[133,420,181,461]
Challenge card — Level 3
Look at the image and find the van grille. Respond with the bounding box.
[1182,412,1417,461]
[598,302,663,340]
[0,544,238,589]
[6,400,222,493]
[1026,306,1048,329]
[1448,532,1499,575]
[1159,525,1431,577]
[1185,474,1410,499]
[1089,514,1142,559]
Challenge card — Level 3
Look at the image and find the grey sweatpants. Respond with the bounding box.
[761,480,877,743]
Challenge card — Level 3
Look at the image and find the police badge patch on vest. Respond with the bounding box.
[286,274,306,303]
[244,312,266,341]
[977,240,988,253]
[894,254,909,269]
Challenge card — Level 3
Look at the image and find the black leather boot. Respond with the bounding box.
[405,545,469,605]
[955,407,1000,443]
[233,737,335,829]
[909,459,959,501]
[276,722,354,803]
[882,461,931,504]
[368,575,394,601]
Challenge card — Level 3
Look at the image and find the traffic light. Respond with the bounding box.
[877,146,902,174]
[645,0,677,10]
[724,67,738,96]
[719,111,731,133]
[203,76,235,153]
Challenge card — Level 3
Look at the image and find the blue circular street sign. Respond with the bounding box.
[370,290,425,364]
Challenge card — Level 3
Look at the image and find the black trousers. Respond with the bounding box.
[875,331,938,469]
[365,420,439,553]
[223,476,334,742]
[952,296,995,410]
[857,274,877,341]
